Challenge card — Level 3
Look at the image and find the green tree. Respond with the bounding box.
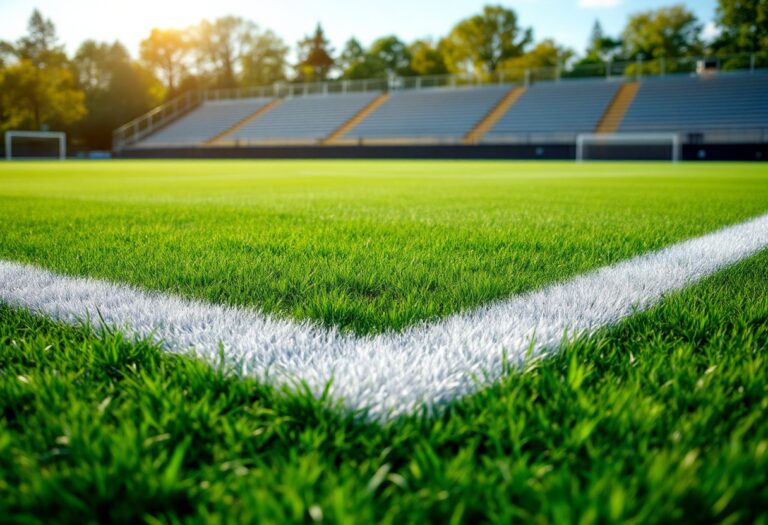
[712,0,768,55]
[500,39,574,81]
[15,9,67,68]
[196,16,254,89]
[622,4,703,73]
[296,24,334,81]
[368,35,414,76]
[409,40,449,76]
[0,40,15,68]
[570,20,623,78]
[441,5,532,76]
[140,28,191,98]
[0,59,86,132]
[0,10,85,132]
[74,41,161,150]
[240,29,288,86]
[338,38,385,79]
[585,20,623,61]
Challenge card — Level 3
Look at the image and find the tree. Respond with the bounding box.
[140,28,191,98]
[240,29,288,86]
[0,10,86,132]
[368,35,413,76]
[196,16,254,89]
[713,0,768,54]
[338,38,385,79]
[296,24,334,81]
[0,40,15,68]
[622,4,703,73]
[569,20,623,78]
[409,40,449,76]
[441,5,532,76]
[500,39,574,80]
[0,59,86,132]
[585,20,623,61]
[74,41,161,149]
[15,9,67,68]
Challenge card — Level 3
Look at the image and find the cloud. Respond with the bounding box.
[702,21,721,41]
[578,0,622,8]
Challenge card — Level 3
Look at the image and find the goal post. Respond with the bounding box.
[576,133,681,162]
[5,131,67,160]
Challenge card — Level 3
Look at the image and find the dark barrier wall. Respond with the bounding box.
[116,143,767,161]
[117,144,575,160]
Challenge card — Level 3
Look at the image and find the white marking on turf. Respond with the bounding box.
[1,213,767,419]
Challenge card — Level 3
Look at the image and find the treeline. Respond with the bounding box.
[0,1,766,151]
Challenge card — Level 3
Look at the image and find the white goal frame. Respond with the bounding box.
[576,133,681,162]
[5,131,66,160]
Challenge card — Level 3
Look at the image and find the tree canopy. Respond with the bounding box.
[140,28,191,97]
[713,0,768,53]
[441,5,533,76]
[0,10,86,133]
[296,24,335,81]
[622,4,703,61]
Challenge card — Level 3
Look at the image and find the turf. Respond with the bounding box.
[1,246,767,524]
[2,160,768,523]
[1,160,767,334]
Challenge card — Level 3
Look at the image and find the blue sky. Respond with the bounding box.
[0,0,719,58]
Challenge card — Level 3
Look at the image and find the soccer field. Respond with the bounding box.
[1,160,768,523]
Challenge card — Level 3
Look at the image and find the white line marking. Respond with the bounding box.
[1,213,767,419]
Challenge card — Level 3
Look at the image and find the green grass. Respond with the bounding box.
[2,160,768,523]
[0,160,767,334]
[2,245,767,524]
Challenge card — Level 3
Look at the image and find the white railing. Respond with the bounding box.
[113,91,204,151]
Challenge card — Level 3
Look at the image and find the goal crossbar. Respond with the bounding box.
[5,131,66,160]
[576,133,681,162]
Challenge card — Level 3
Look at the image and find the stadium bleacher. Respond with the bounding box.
[483,80,622,142]
[341,85,512,143]
[137,98,273,147]
[620,73,768,133]
[225,92,381,145]
[127,72,768,151]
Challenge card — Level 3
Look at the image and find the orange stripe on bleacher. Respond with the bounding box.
[595,82,639,134]
[463,86,527,144]
[206,99,283,146]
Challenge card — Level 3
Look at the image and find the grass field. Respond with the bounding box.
[2,160,768,333]
[1,160,768,523]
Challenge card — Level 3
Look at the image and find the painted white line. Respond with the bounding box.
[1,213,767,419]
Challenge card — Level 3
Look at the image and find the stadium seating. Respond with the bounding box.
[137,98,274,147]
[342,86,511,142]
[619,73,768,132]
[128,72,768,149]
[227,92,381,144]
[483,80,622,142]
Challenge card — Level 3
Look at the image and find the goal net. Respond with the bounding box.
[5,131,66,160]
[576,133,681,162]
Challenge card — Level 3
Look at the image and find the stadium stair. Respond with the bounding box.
[207,98,283,145]
[464,86,527,144]
[322,93,390,145]
[595,82,639,133]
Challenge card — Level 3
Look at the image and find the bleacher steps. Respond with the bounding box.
[322,93,390,145]
[595,82,639,133]
[463,86,527,144]
[207,99,283,145]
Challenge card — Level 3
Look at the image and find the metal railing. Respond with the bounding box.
[113,51,767,150]
[113,91,205,151]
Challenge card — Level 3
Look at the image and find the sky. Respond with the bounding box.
[0,0,719,59]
